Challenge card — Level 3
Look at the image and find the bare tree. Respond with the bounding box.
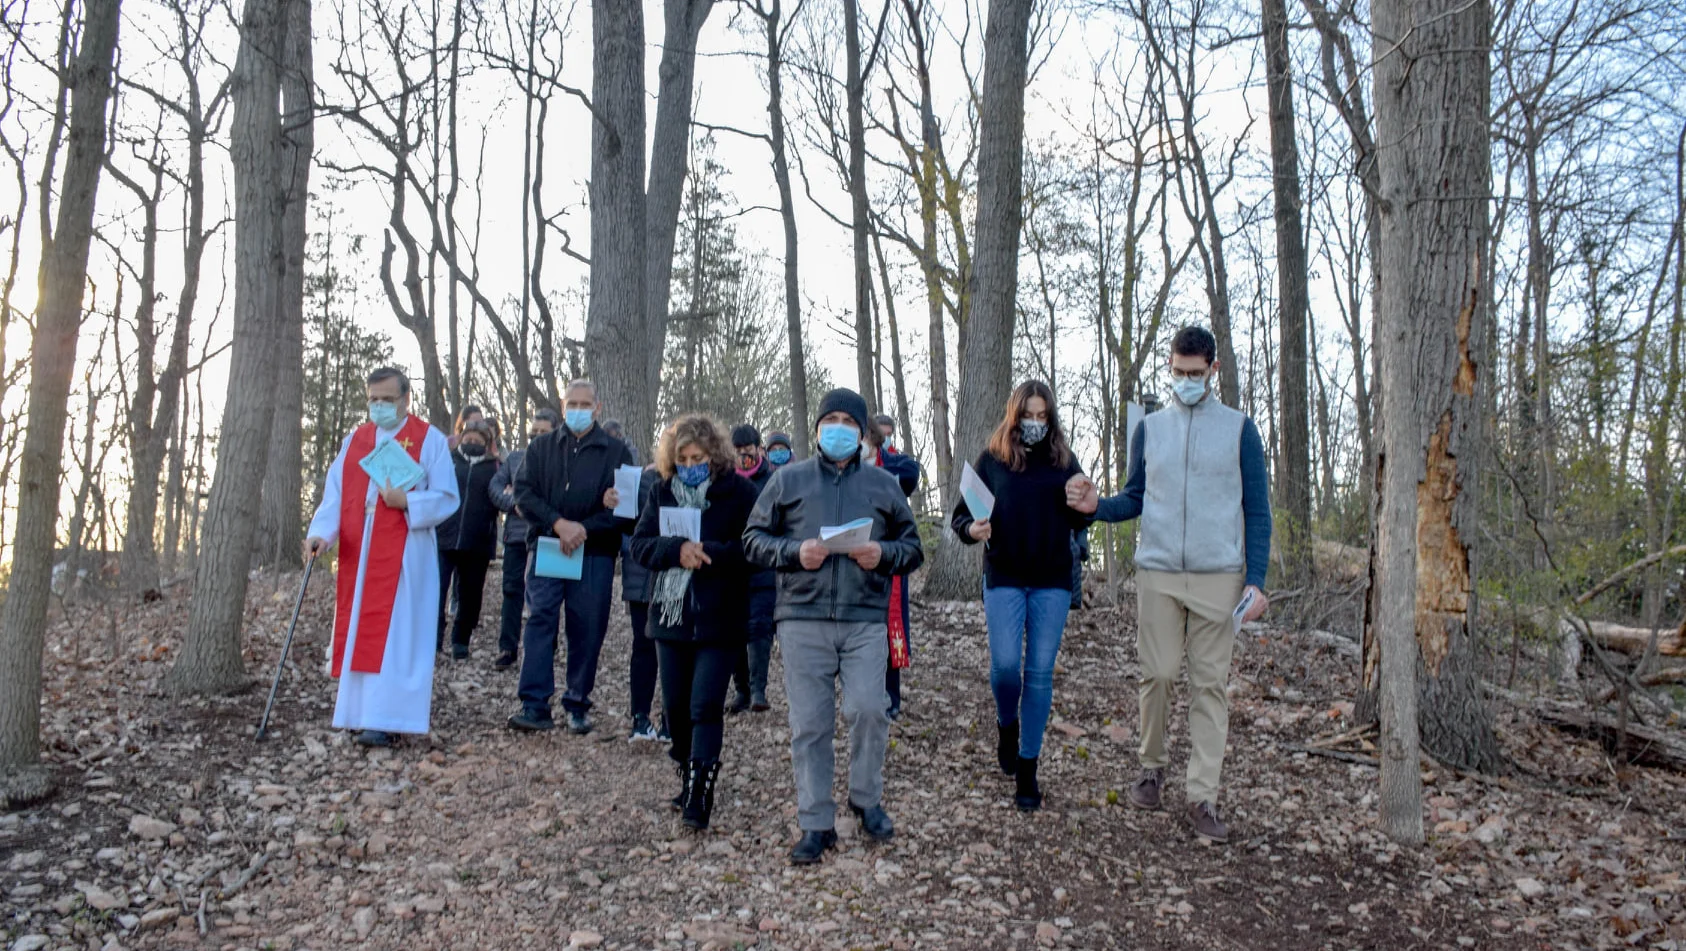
[0,0,120,803]
[1370,0,1499,844]
[168,0,296,696]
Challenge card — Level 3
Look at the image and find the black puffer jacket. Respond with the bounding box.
[439,451,502,556]
[740,461,777,595]
[742,453,924,624]
[630,472,758,642]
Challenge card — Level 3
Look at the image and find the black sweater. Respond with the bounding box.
[629,473,758,643]
[950,443,1089,590]
[513,424,636,555]
[439,451,503,556]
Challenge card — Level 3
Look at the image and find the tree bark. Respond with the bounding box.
[924,0,1033,598]
[758,0,811,456]
[0,0,120,802]
[844,0,876,409]
[1369,0,1499,843]
[583,0,648,437]
[168,0,295,696]
[639,0,714,453]
[1262,0,1313,586]
[257,0,314,567]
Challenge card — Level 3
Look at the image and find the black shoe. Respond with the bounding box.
[682,761,721,831]
[849,801,895,841]
[507,709,555,732]
[670,762,688,812]
[629,714,660,743]
[451,643,469,661]
[567,712,593,735]
[887,704,902,722]
[727,690,752,715]
[355,730,394,747]
[789,829,838,865]
[997,720,1020,776]
[750,688,770,712]
[1015,756,1043,812]
[493,651,517,670]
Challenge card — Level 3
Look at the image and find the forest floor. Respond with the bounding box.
[3,565,1684,951]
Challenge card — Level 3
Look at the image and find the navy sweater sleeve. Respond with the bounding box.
[1239,418,1271,589]
[1094,422,1146,523]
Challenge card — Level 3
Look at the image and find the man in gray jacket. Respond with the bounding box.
[744,388,924,865]
[1072,326,1271,844]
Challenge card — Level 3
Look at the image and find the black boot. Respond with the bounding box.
[997,720,1020,776]
[1015,756,1042,812]
[670,761,689,812]
[748,639,773,711]
[682,760,720,830]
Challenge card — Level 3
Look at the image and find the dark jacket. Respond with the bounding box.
[743,453,924,624]
[440,450,502,557]
[951,443,1090,590]
[875,448,921,499]
[490,448,527,547]
[620,466,662,603]
[513,424,636,555]
[630,472,759,643]
[739,460,777,594]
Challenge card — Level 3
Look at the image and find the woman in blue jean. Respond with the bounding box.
[951,380,1091,810]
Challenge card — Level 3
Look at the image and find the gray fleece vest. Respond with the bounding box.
[1136,397,1246,575]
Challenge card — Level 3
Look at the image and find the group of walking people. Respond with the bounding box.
[304,324,1271,860]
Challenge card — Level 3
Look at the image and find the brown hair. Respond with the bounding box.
[986,380,1072,472]
[458,419,497,454]
[655,414,734,480]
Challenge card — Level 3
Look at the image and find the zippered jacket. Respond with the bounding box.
[440,450,502,556]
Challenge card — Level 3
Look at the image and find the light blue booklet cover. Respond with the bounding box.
[534,536,583,580]
[358,438,426,492]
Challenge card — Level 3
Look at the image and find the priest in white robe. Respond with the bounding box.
[305,367,459,746]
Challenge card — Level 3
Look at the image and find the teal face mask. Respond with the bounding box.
[768,448,792,466]
[817,423,861,461]
[369,401,400,430]
[564,408,594,434]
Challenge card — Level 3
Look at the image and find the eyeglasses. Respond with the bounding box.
[1170,368,1209,381]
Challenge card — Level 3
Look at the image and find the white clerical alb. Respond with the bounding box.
[307,417,458,735]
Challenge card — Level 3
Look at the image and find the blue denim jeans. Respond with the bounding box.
[983,585,1071,760]
[517,552,616,716]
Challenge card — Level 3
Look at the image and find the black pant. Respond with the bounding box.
[628,601,657,720]
[517,553,616,716]
[733,586,777,697]
[499,541,529,655]
[438,549,492,650]
[656,639,735,765]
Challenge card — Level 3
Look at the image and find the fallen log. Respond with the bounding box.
[1577,620,1686,657]
[1531,707,1686,772]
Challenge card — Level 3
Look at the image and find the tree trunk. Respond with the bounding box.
[257,0,314,567]
[873,229,917,466]
[168,0,295,697]
[639,0,714,452]
[844,0,876,410]
[1262,0,1313,586]
[583,0,648,437]
[1369,0,1499,844]
[761,0,810,456]
[0,0,120,802]
[924,0,1033,598]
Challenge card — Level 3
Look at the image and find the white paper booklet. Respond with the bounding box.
[613,465,642,518]
[819,517,874,553]
[659,506,702,542]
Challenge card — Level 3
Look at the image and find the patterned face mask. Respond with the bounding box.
[677,462,711,487]
[1020,419,1048,445]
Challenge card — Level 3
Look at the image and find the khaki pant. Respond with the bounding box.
[1135,569,1245,805]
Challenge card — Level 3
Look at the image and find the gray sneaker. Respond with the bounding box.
[1128,767,1165,811]
[628,715,659,743]
[1188,801,1229,843]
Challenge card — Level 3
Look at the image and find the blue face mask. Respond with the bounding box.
[1172,376,1209,407]
[369,401,400,430]
[564,408,594,434]
[676,462,711,487]
[817,423,861,462]
[768,447,792,466]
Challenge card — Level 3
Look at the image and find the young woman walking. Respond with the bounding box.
[951,381,1091,811]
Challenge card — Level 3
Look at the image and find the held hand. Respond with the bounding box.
[553,519,588,553]
[379,480,409,511]
[679,541,713,570]
[798,539,828,571]
[603,487,620,510]
[968,518,992,542]
[303,537,327,564]
[1241,585,1268,624]
[1065,474,1098,514]
[850,541,883,571]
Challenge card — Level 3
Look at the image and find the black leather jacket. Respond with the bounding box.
[742,453,924,624]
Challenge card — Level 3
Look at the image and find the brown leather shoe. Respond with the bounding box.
[1128,767,1165,810]
[1188,801,1229,843]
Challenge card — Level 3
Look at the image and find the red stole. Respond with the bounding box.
[878,447,911,670]
[333,415,429,676]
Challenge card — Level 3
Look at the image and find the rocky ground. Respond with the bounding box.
[3,566,1684,951]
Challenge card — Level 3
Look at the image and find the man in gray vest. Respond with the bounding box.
[1070,326,1271,844]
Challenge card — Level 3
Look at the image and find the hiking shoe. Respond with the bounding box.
[355,730,394,747]
[848,801,895,841]
[493,651,517,670]
[567,712,594,735]
[507,709,555,732]
[1188,801,1229,843]
[997,721,1021,776]
[629,715,660,743]
[1014,757,1043,812]
[1129,767,1165,811]
[789,829,838,865]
